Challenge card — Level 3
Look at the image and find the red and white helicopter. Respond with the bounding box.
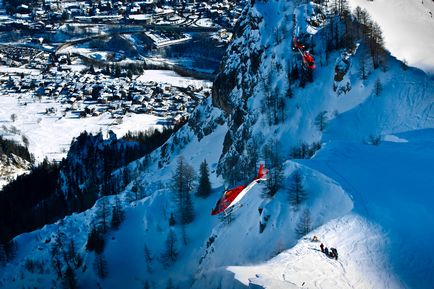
[293,36,316,70]
[211,164,268,216]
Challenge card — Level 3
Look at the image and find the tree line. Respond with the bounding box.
[0,136,33,163]
[0,126,181,249]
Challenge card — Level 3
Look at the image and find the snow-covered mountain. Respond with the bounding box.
[1,1,433,289]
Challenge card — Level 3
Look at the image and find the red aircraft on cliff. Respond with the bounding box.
[211,164,268,216]
[293,36,316,70]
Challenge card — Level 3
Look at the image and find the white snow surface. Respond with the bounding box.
[136,69,212,88]
[348,0,434,74]
[230,214,400,289]
[0,94,165,162]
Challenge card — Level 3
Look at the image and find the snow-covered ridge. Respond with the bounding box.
[230,214,399,289]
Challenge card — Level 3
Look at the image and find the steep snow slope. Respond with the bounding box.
[191,161,353,289]
[301,129,434,289]
[230,129,434,288]
[348,0,434,74]
[1,1,433,288]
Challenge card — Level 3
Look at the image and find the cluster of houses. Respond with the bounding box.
[0,68,210,125]
[1,0,246,29]
[0,0,233,127]
[0,45,43,67]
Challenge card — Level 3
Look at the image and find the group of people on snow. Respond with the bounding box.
[312,236,339,260]
[320,242,338,260]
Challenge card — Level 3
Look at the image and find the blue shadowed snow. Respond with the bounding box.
[300,129,434,288]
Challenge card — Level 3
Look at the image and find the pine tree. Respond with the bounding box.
[315,111,328,132]
[359,54,368,80]
[289,170,307,207]
[63,265,77,289]
[111,196,125,229]
[373,78,383,96]
[296,209,312,238]
[97,198,110,234]
[94,253,108,279]
[104,64,111,75]
[86,225,105,254]
[182,191,194,225]
[160,230,178,266]
[67,239,82,269]
[196,160,212,198]
[122,168,130,188]
[172,157,196,225]
[264,165,283,198]
[50,235,64,278]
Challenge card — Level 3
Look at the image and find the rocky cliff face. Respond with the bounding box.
[212,4,263,116]
[211,1,298,185]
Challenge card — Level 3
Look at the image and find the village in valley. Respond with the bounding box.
[0,0,245,162]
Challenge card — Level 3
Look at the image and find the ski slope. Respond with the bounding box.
[348,0,434,74]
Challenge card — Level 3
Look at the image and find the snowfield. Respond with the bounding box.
[0,93,165,162]
[136,69,212,88]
